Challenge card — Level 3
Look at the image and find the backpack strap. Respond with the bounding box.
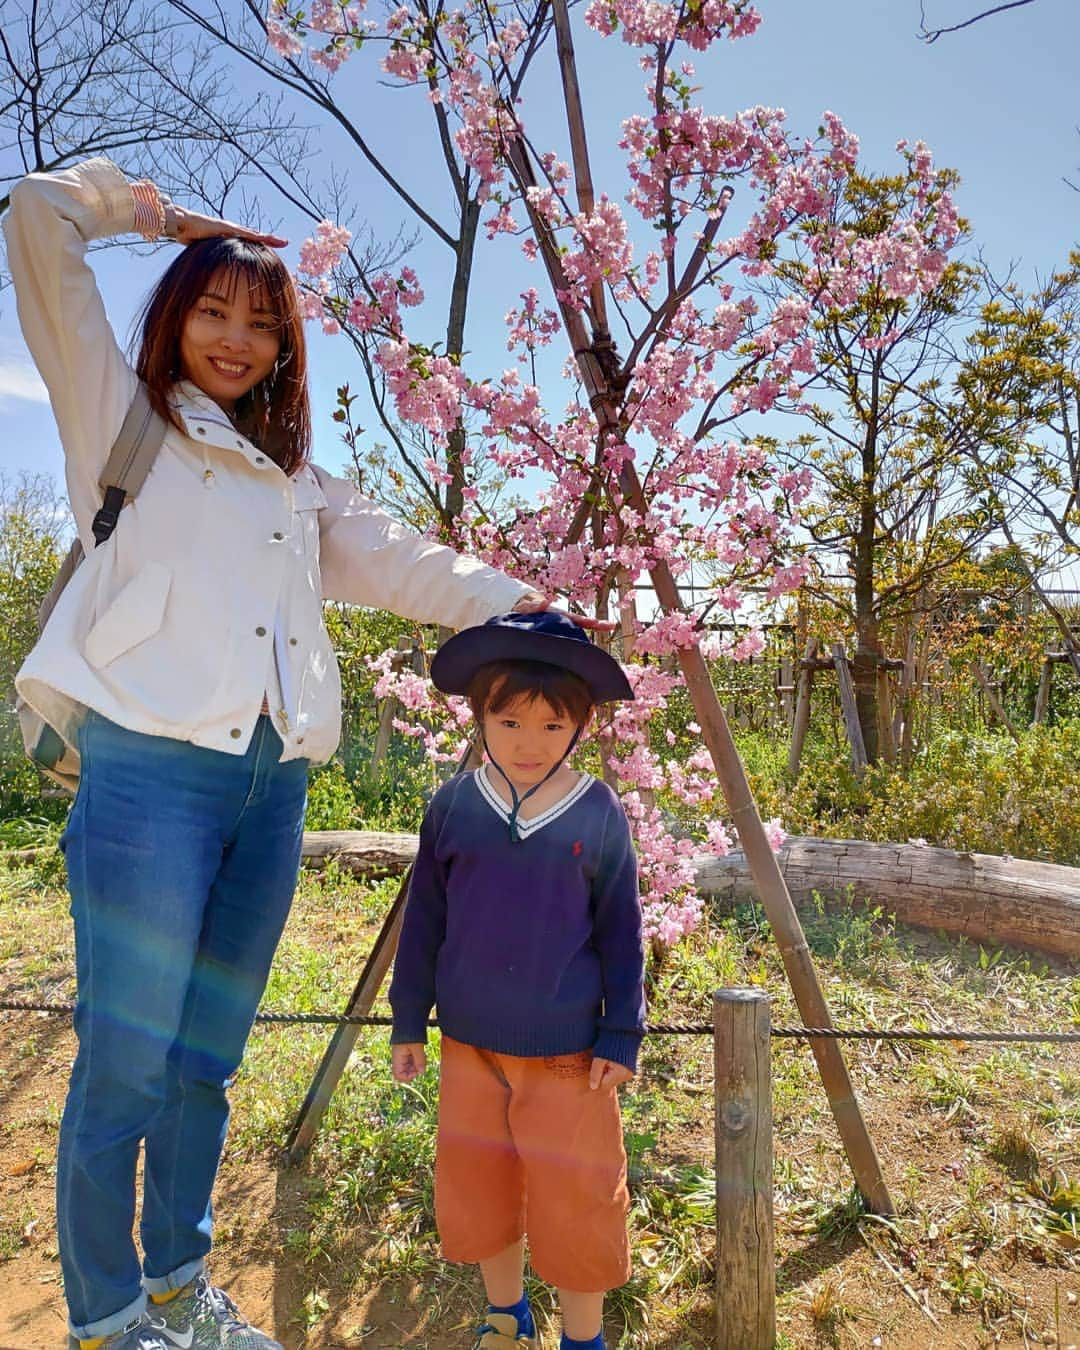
[91,383,168,547]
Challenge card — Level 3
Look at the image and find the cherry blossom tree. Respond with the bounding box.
[266,0,953,923]
[255,0,967,1209]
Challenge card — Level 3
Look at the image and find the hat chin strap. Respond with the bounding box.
[482,725,583,843]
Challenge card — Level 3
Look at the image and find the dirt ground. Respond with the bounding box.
[2,1002,1079,1350]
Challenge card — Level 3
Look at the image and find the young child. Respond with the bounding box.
[389,610,645,1350]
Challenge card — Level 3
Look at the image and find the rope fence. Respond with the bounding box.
[3,997,1079,1043]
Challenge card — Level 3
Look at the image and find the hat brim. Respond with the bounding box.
[430,627,634,703]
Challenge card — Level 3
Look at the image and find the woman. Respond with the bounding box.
[4,158,574,1350]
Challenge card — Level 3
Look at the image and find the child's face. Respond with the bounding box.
[481,690,585,793]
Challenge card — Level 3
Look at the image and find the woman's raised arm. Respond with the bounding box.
[4,159,141,521]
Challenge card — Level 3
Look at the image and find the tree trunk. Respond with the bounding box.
[852,360,883,761]
[441,196,481,532]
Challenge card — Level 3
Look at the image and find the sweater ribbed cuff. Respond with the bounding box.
[390,1019,429,1046]
[593,1029,642,1073]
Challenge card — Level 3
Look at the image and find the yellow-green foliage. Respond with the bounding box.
[758,723,1080,866]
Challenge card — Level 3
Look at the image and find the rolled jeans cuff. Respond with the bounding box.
[143,1255,205,1297]
[69,1290,147,1342]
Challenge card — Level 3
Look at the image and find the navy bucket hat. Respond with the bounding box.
[430,610,634,704]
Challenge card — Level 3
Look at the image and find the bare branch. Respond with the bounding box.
[918,0,1037,43]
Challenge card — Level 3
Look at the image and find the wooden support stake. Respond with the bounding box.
[832,643,868,776]
[1034,658,1053,725]
[972,660,1020,741]
[778,653,794,727]
[875,663,897,765]
[285,867,412,1161]
[787,638,818,777]
[714,988,775,1350]
[370,635,412,774]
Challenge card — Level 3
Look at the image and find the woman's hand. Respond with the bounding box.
[511,592,618,634]
[392,1042,427,1083]
[170,205,288,249]
[589,1056,634,1091]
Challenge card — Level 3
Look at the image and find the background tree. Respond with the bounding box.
[956,255,1080,677]
[765,161,984,762]
[0,0,302,283]
[0,472,66,815]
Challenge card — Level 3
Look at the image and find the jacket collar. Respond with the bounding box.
[168,380,276,470]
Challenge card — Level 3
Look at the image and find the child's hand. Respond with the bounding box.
[589,1056,634,1091]
[392,1043,427,1083]
[388,1042,421,1085]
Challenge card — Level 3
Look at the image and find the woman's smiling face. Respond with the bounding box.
[178,270,281,412]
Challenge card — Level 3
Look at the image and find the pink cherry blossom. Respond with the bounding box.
[266,0,963,944]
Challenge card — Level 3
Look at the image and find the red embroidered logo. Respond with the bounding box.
[572,840,583,856]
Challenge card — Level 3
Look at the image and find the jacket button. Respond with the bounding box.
[297,737,304,745]
[203,469,215,484]
[289,637,298,646]
[196,427,206,435]
[236,439,245,449]
[230,728,242,739]
[255,455,266,464]
[255,626,267,637]
[272,531,284,541]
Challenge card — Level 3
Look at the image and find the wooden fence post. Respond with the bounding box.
[1034,656,1054,725]
[831,643,868,776]
[787,638,818,776]
[715,988,775,1350]
[371,635,413,774]
[778,652,795,728]
[972,660,1020,741]
[875,664,897,765]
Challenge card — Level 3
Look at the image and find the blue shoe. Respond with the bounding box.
[154,1276,282,1349]
[473,1311,536,1346]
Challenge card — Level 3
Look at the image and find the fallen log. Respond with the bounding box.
[697,838,1080,963]
[301,829,418,876]
[298,831,1080,962]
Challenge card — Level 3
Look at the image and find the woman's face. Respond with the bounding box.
[178,270,282,412]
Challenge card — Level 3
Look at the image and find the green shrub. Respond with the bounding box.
[751,723,1080,866]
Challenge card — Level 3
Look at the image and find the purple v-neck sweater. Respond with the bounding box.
[389,769,646,1071]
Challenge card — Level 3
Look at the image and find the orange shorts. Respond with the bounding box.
[434,1036,631,1293]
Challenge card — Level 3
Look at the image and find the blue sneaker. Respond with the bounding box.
[473,1311,536,1347]
[154,1276,282,1349]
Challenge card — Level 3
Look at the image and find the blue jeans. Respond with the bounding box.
[57,713,308,1340]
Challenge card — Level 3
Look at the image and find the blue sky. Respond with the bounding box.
[2,0,1078,578]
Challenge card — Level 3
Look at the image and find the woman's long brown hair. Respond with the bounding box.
[134,237,311,476]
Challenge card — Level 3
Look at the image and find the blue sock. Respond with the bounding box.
[560,1335,605,1350]
[489,1293,534,1338]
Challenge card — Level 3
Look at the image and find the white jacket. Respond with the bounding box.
[4,159,531,765]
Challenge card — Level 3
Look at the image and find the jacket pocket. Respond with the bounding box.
[83,561,171,668]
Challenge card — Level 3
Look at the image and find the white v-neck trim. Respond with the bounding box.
[474,764,593,838]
